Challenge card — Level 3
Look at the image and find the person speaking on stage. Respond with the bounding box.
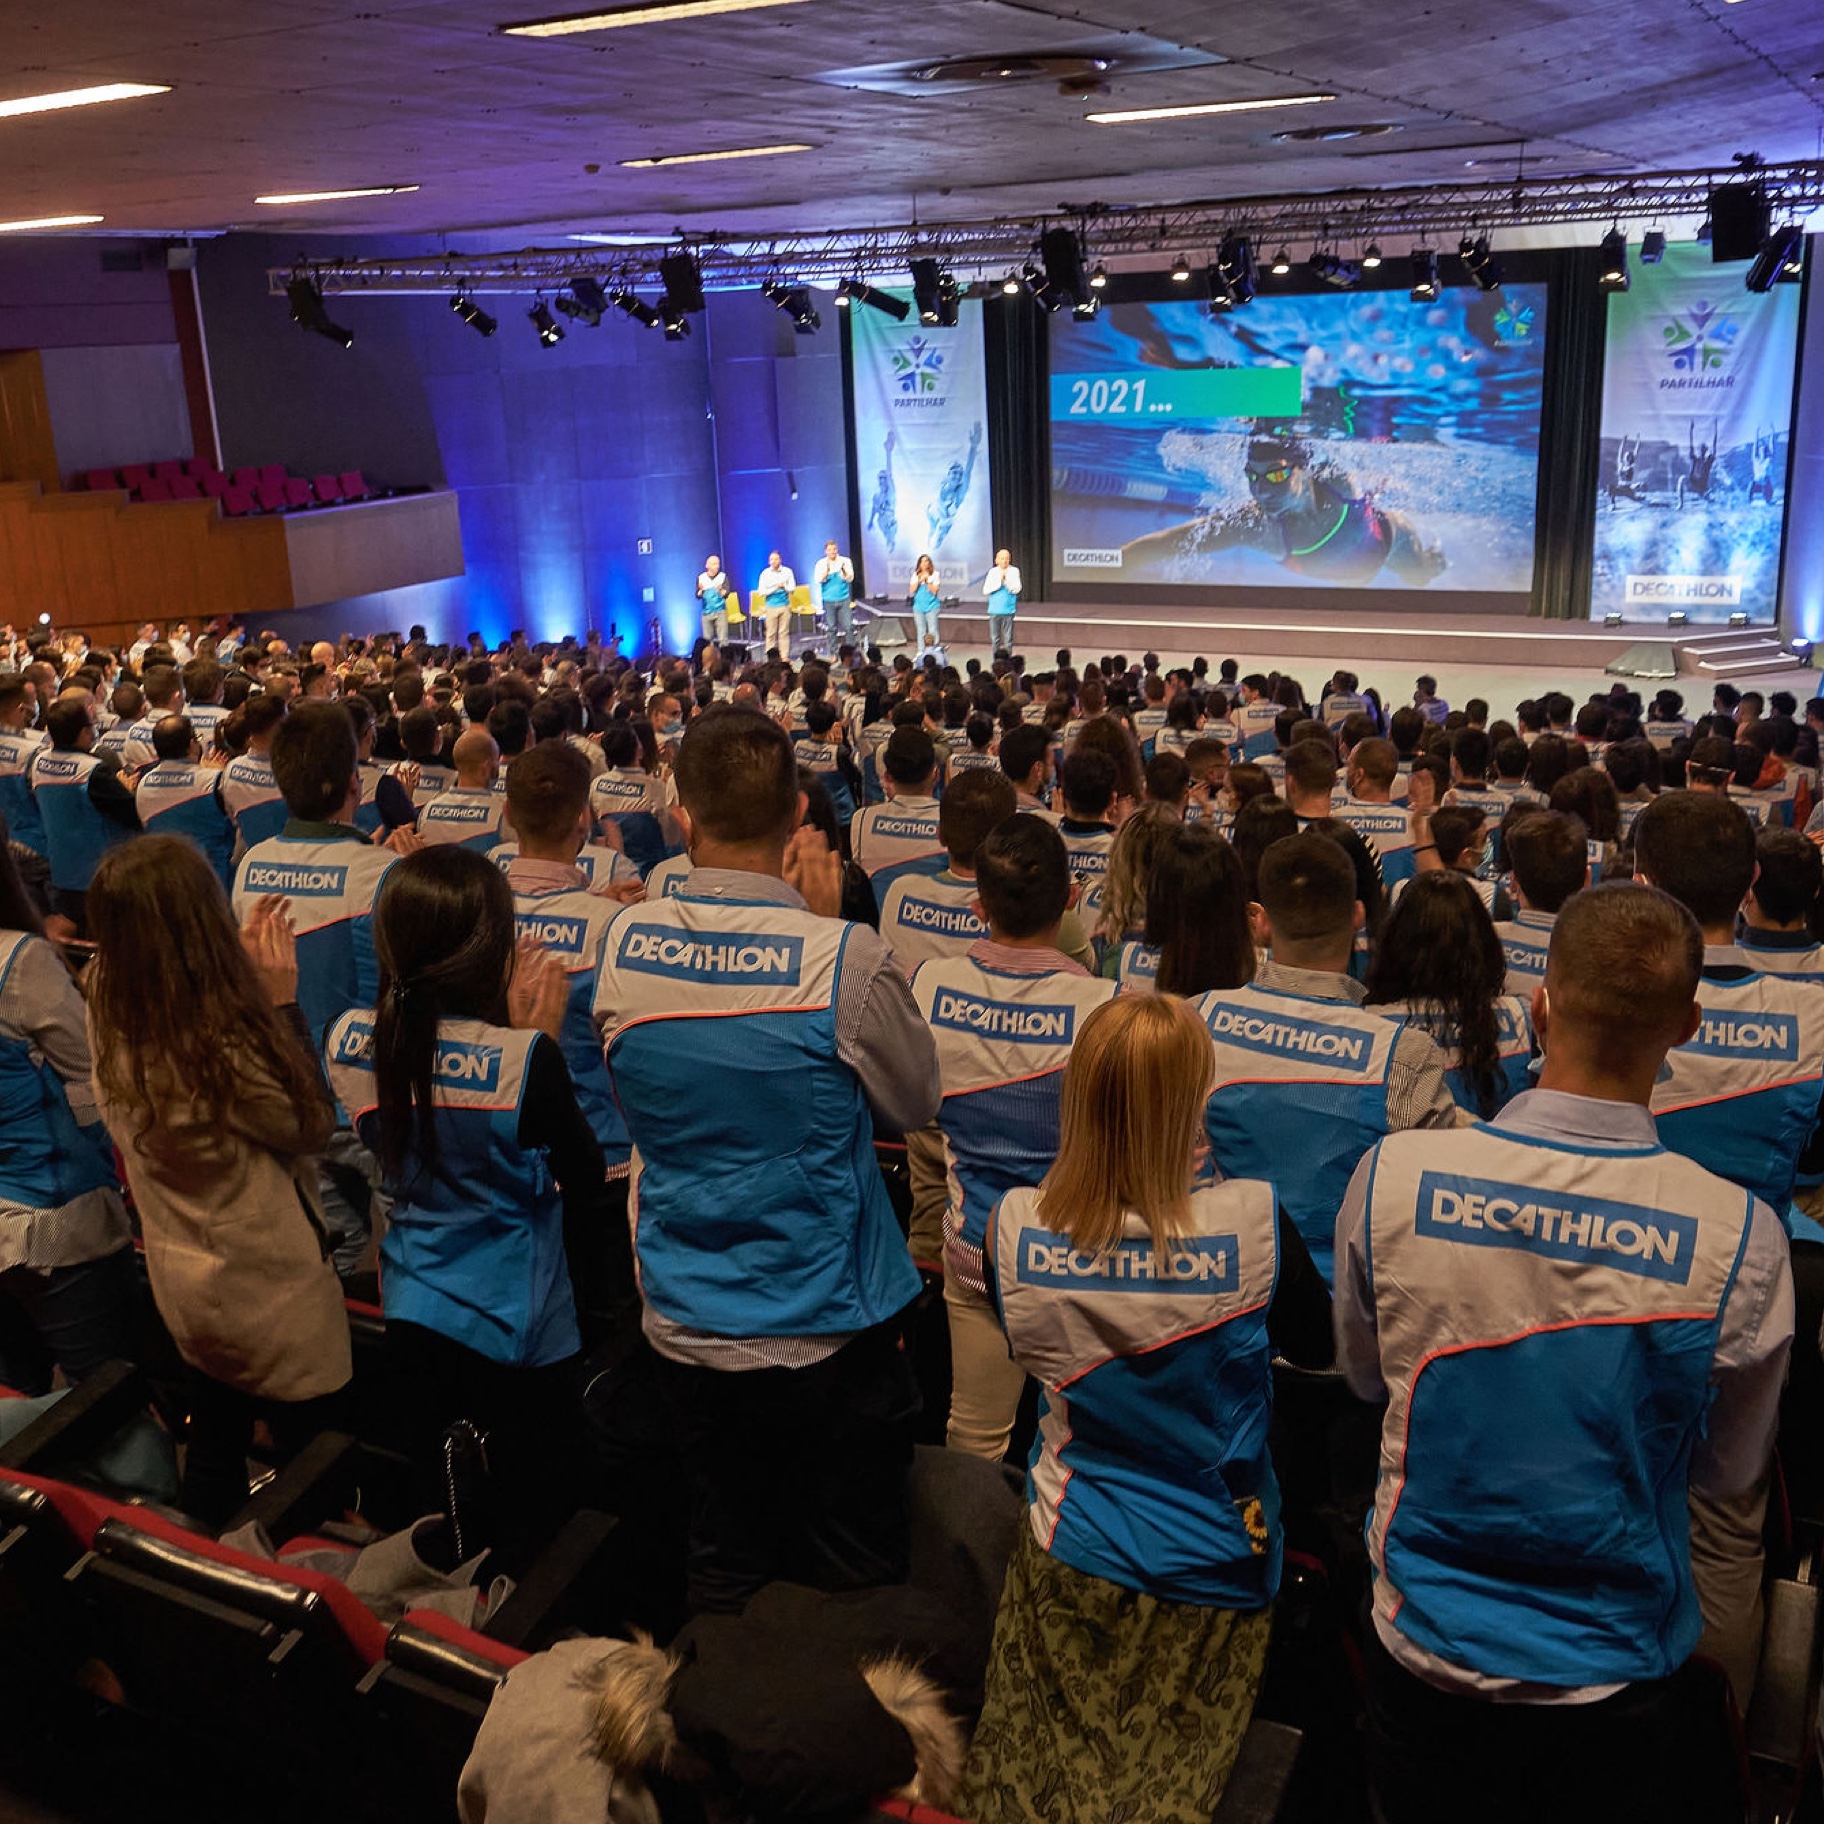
[813,541,856,648]
[757,550,796,658]
[697,556,735,649]
[908,554,942,656]
[985,548,1022,657]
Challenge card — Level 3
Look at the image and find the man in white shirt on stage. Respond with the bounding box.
[697,555,736,648]
[757,551,796,658]
[813,541,856,648]
[984,550,1022,657]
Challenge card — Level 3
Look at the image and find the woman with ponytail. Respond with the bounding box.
[323,845,602,1563]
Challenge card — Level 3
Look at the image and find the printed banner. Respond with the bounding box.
[1049,288,1548,593]
[1592,243,1801,622]
[849,295,991,600]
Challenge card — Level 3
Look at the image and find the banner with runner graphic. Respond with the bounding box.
[848,295,990,601]
[1592,243,1801,622]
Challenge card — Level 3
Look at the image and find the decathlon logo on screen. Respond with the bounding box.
[931,991,1074,1043]
[619,925,803,985]
[1415,1171,1696,1283]
[1684,1012,1799,1061]
[1206,1007,1374,1071]
[1016,1229,1238,1292]
[1624,575,1742,605]
[1062,548,1124,568]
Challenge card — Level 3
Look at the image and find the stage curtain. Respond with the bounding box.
[984,294,1050,602]
[1532,246,1605,619]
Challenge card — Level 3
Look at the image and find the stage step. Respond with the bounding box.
[1674,630,1812,682]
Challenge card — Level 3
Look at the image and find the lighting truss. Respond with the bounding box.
[269,159,1824,301]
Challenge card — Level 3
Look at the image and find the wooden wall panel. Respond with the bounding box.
[0,353,61,492]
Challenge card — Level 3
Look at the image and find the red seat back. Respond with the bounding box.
[312,473,344,503]
[139,478,172,503]
[258,463,287,490]
[231,467,259,491]
[255,480,285,513]
[183,456,210,479]
[85,468,118,492]
[222,487,254,517]
[152,459,184,483]
[201,472,230,499]
[338,470,368,500]
[283,477,313,508]
[0,1465,139,1549]
[120,463,152,491]
[170,475,202,501]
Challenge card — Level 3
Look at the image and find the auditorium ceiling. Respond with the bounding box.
[2,0,1819,240]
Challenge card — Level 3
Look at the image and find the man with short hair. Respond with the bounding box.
[997,721,1058,820]
[1056,748,1119,929]
[587,722,681,877]
[1493,809,1589,996]
[1335,737,1418,887]
[1337,882,1792,1813]
[910,813,1116,1459]
[0,673,49,859]
[1195,831,1462,1283]
[29,696,141,921]
[417,728,510,851]
[812,539,855,648]
[394,704,455,805]
[592,708,939,1614]
[133,714,235,888]
[792,701,863,827]
[757,549,796,659]
[850,726,944,910]
[879,769,1013,974]
[1235,674,1279,760]
[1445,728,1507,821]
[1738,829,1824,981]
[221,692,290,852]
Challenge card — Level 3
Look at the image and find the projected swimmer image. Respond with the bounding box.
[1050,287,1549,593]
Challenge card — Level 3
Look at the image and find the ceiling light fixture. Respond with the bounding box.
[1169,255,1192,283]
[1361,243,1383,269]
[1640,229,1667,264]
[612,288,663,328]
[287,275,354,347]
[1269,246,1291,276]
[1409,248,1440,302]
[1746,223,1804,292]
[1085,93,1336,125]
[451,294,498,336]
[1598,228,1629,292]
[661,303,693,339]
[1458,232,1502,291]
[1001,268,1023,295]
[0,82,170,120]
[529,299,565,346]
[659,249,705,313]
[618,143,810,168]
[1089,263,1108,290]
[762,277,820,332]
[1216,233,1257,307]
[837,276,910,320]
[0,214,105,233]
[255,185,420,205]
[500,0,807,36]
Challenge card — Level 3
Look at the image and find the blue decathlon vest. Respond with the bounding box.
[1494,910,1555,1000]
[325,1014,578,1367]
[1362,1120,1753,1687]
[793,738,857,826]
[1322,692,1368,729]
[1646,717,1691,752]
[1133,706,1168,759]
[822,565,852,607]
[593,892,920,1336]
[1236,701,1280,761]
[880,870,985,974]
[855,720,893,804]
[1378,994,1534,1117]
[994,1179,1282,1607]
[233,836,399,1056]
[418,787,509,853]
[1735,935,1824,987]
[1649,971,1824,1212]
[221,753,288,851]
[851,796,945,913]
[0,728,48,853]
[1333,799,1417,888]
[589,769,671,878]
[1195,981,1400,1284]
[28,749,135,892]
[1115,939,1162,994]
[492,843,643,893]
[1059,822,1114,929]
[987,582,1017,617]
[0,931,115,1207]
[912,957,1116,1290]
[947,748,999,774]
[513,885,630,1168]
[912,581,940,613]
[135,761,235,889]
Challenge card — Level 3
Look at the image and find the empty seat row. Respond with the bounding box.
[83,461,371,515]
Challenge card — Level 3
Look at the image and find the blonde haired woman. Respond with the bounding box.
[961,995,1329,1824]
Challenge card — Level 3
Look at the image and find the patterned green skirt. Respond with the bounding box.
[959,1525,1271,1824]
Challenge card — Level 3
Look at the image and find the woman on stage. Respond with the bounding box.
[908,554,942,655]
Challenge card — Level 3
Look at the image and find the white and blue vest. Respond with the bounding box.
[418,787,509,853]
[793,738,857,825]
[1494,910,1556,999]
[0,931,116,1208]
[911,957,1116,1291]
[1236,701,1280,761]
[512,886,630,1168]
[994,1179,1282,1607]
[0,727,49,853]
[28,749,135,892]
[1378,993,1534,1117]
[1133,706,1168,758]
[855,720,894,804]
[1332,799,1417,888]
[1195,980,1401,1284]
[135,761,235,888]
[1646,716,1691,752]
[593,891,920,1336]
[879,870,985,974]
[1649,971,1824,1211]
[1362,1120,1753,1686]
[1059,822,1115,928]
[946,748,999,774]
[640,851,693,899]
[1735,934,1824,986]
[1115,939,1162,994]
[851,796,944,912]
[492,842,642,893]
[234,836,398,1056]
[221,752,288,851]
[325,1013,577,1367]
[1322,691,1368,729]
[589,768,672,877]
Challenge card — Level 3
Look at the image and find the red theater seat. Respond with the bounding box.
[222,486,255,516]
[139,478,172,503]
[338,469,370,500]
[170,475,202,500]
[283,477,312,508]
[313,473,344,504]
[258,462,287,491]
[152,460,184,483]
[183,456,210,479]
[256,479,285,513]
[119,463,152,491]
[231,466,259,492]
[84,468,118,492]
[200,471,230,499]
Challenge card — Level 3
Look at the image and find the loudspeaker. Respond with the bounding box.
[1708,183,1770,263]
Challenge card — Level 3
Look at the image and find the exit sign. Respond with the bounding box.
[636,537,653,555]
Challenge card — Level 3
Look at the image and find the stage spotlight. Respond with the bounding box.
[528,299,565,346]
[1787,636,1813,660]
[1667,611,1688,628]
[1072,294,1101,320]
[1089,262,1108,290]
[762,278,820,330]
[1001,269,1022,295]
[1312,250,1361,289]
[834,278,855,307]
[1041,225,1092,310]
[1597,229,1628,292]
[837,277,910,320]
[1729,611,1750,627]
[1640,230,1667,264]
[1408,248,1440,301]
[1459,233,1502,291]
[910,257,942,322]
[658,250,704,313]
[612,288,662,328]
[1746,223,1804,292]
[286,275,353,348]
[1308,249,1334,282]
[1269,246,1291,276]
[450,293,497,336]
[554,290,602,327]
[934,270,960,327]
[1216,233,1256,305]
[1169,255,1192,283]
[1206,263,1236,314]
[1361,242,1383,269]
[1603,612,1623,627]
[661,303,692,340]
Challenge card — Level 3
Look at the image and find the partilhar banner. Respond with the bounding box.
[848,294,990,601]
[1592,242,1801,622]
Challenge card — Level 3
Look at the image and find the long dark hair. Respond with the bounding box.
[1228,795,1299,902]
[89,835,330,1149]
[1364,872,1508,1117]
[371,846,517,1180]
[1145,825,1256,996]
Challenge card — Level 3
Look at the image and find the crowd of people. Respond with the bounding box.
[2,612,1822,1823]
